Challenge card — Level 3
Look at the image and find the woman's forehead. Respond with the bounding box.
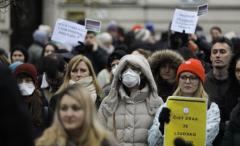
[72,60,87,69]
[60,94,80,105]
[180,72,196,76]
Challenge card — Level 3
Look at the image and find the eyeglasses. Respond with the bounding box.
[179,75,199,81]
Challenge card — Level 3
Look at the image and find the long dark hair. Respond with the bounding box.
[30,90,45,127]
[228,53,240,84]
[41,42,59,57]
[227,53,240,102]
[225,53,240,119]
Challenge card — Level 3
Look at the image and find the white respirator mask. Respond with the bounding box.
[121,68,140,88]
[18,82,35,96]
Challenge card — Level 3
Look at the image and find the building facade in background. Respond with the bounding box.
[43,0,240,37]
[0,0,240,52]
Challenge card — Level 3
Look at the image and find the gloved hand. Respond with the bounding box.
[158,107,171,134]
[174,137,193,146]
[77,41,84,46]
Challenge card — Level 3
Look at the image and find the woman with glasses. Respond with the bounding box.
[148,58,220,146]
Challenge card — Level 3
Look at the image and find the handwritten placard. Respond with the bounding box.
[171,9,199,34]
[51,18,87,45]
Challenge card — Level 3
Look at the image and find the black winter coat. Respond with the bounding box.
[222,101,240,146]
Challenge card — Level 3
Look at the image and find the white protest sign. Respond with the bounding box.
[51,19,87,46]
[171,9,199,34]
[197,4,208,16]
[85,18,101,33]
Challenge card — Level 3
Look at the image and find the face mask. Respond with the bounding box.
[18,83,35,96]
[111,65,118,75]
[121,68,140,88]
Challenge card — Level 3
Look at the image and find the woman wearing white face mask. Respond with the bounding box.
[98,54,164,146]
[14,63,52,139]
[97,49,127,97]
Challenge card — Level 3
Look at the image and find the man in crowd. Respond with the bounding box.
[204,37,237,146]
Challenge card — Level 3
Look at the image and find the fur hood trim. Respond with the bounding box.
[148,49,184,74]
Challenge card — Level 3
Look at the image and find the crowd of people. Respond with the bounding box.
[1,21,240,146]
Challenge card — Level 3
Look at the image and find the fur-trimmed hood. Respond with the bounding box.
[100,54,163,116]
[148,50,184,101]
[148,49,184,76]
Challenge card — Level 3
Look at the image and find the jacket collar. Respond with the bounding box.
[119,85,149,104]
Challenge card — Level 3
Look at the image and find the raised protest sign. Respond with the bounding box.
[164,96,207,146]
[171,9,199,34]
[51,19,87,46]
[85,18,101,33]
[197,4,208,16]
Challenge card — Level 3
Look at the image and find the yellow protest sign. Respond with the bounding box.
[164,96,207,146]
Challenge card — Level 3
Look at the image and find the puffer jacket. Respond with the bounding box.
[148,49,184,102]
[98,54,163,146]
[148,102,220,146]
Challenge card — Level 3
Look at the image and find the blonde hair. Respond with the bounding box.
[36,84,108,146]
[55,55,101,95]
[172,82,208,99]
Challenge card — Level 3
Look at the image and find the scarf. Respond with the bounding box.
[69,76,97,102]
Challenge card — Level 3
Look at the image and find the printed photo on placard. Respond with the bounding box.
[198,4,208,16]
[85,19,101,33]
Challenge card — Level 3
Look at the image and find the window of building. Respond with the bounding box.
[66,0,84,3]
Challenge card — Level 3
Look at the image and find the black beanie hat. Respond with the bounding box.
[107,49,127,69]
